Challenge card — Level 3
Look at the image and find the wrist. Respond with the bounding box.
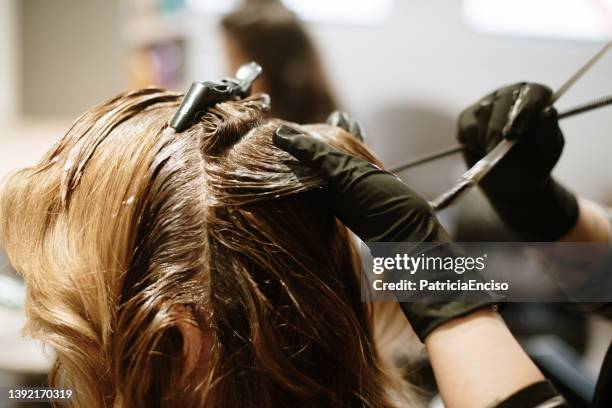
[403,302,499,343]
[488,178,578,241]
[424,307,545,408]
[560,198,611,243]
[424,306,501,347]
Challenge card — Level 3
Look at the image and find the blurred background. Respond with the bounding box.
[1,0,611,406]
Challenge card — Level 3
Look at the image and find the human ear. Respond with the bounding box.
[173,305,203,381]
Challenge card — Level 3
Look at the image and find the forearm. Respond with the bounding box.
[560,198,610,243]
[425,309,545,408]
[423,199,610,407]
[548,198,611,285]
[559,198,612,317]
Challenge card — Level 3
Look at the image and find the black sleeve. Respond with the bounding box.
[494,381,568,408]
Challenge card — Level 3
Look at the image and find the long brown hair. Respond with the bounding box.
[221,1,337,124]
[0,88,417,407]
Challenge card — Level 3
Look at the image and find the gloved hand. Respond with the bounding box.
[274,124,497,342]
[326,111,364,142]
[457,82,579,241]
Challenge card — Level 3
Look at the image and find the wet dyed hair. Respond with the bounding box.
[0,89,417,407]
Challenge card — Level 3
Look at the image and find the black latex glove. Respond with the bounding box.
[274,124,497,341]
[457,82,579,241]
[326,111,364,142]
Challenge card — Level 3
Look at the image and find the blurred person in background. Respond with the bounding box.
[221,0,337,124]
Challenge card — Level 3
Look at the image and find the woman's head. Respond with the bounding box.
[0,89,415,407]
[221,1,337,124]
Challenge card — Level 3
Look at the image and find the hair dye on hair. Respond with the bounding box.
[0,89,419,407]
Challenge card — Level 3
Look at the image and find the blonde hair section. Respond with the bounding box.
[0,88,419,407]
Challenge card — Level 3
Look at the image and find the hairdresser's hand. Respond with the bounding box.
[457,82,578,241]
[326,111,364,142]
[275,124,441,244]
[274,124,497,341]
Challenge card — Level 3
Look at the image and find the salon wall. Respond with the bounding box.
[19,0,127,117]
[306,1,612,205]
[0,0,17,124]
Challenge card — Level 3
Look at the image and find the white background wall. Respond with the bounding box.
[19,0,127,117]
[306,0,612,203]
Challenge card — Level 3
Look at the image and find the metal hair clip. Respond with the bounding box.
[169,62,263,132]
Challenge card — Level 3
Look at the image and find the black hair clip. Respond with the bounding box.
[169,62,262,132]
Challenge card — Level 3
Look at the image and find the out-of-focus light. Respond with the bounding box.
[0,276,25,310]
[186,0,394,26]
[186,0,241,14]
[463,0,612,41]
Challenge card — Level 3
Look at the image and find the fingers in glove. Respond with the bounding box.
[274,124,376,184]
[508,83,553,139]
[327,110,364,142]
